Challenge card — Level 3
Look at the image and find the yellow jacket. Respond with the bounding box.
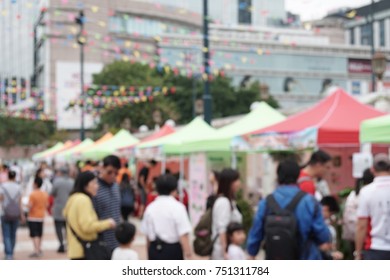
[63,193,112,259]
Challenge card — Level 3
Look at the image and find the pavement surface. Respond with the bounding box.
[1,216,259,260]
[0,216,148,260]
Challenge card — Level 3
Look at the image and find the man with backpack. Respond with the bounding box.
[247,159,331,260]
[0,170,25,260]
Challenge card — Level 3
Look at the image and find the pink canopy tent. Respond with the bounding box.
[118,125,175,154]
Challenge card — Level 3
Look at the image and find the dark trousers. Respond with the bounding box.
[148,240,183,260]
[363,249,390,260]
[54,220,66,247]
[121,206,134,222]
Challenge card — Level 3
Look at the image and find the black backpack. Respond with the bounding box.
[120,181,135,208]
[2,187,21,221]
[264,191,306,260]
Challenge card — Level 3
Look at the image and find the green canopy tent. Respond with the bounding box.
[81,130,139,160]
[55,138,95,161]
[360,114,390,143]
[136,116,217,176]
[164,102,286,155]
[137,117,217,158]
[32,142,64,161]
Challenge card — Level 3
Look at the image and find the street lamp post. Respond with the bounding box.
[203,0,212,124]
[192,73,202,118]
[75,11,86,141]
[372,52,387,92]
[370,0,376,92]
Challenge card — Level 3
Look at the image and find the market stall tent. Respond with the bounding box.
[73,132,113,156]
[164,102,286,154]
[248,88,385,146]
[32,142,64,161]
[41,140,81,160]
[55,138,95,161]
[118,124,175,154]
[137,117,217,158]
[81,130,139,160]
[360,114,390,143]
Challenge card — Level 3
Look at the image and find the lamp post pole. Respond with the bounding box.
[193,75,196,118]
[370,0,376,92]
[76,11,85,141]
[203,0,212,124]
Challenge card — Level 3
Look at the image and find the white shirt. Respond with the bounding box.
[211,197,243,260]
[10,165,22,183]
[227,244,246,260]
[342,190,359,241]
[357,176,390,251]
[111,247,139,260]
[141,196,192,244]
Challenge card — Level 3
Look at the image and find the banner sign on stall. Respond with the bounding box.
[246,127,318,151]
[352,153,373,178]
[188,153,209,227]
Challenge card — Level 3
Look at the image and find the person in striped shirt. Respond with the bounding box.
[92,155,122,253]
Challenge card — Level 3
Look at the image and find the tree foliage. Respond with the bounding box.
[93,61,279,131]
[0,118,55,147]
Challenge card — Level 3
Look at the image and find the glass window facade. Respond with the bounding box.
[238,0,252,25]
[350,28,355,45]
[380,19,385,47]
[160,46,348,96]
[109,15,199,37]
[360,23,372,46]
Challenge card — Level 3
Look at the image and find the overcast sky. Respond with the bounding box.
[285,0,372,21]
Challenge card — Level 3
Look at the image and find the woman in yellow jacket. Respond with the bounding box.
[63,171,116,260]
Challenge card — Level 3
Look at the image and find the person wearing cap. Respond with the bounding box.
[51,166,74,253]
[355,154,390,260]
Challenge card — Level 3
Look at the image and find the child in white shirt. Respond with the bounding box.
[111,222,139,260]
[226,222,247,260]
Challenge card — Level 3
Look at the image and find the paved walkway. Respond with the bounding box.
[0,216,148,260]
[1,217,258,260]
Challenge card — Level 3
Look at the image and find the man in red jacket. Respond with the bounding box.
[298,150,332,196]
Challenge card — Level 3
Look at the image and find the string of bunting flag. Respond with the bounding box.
[0,110,55,121]
[66,85,177,113]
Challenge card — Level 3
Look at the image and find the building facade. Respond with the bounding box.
[343,0,390,93]
[1,0,388,130]
[0,0,39,110]
[345,0,390,50]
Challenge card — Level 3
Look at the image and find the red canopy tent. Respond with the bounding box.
[249,88,385,145]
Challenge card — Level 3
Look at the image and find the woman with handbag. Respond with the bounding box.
[63,171,116,260]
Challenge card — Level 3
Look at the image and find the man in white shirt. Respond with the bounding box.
[355,154,390,260]
[141,174,192,260]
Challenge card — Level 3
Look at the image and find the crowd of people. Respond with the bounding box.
[0,149,390,260]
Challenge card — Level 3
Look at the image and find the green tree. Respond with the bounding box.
[0,118,55,147]
[93,61,279,131]
[93,61,180,131]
